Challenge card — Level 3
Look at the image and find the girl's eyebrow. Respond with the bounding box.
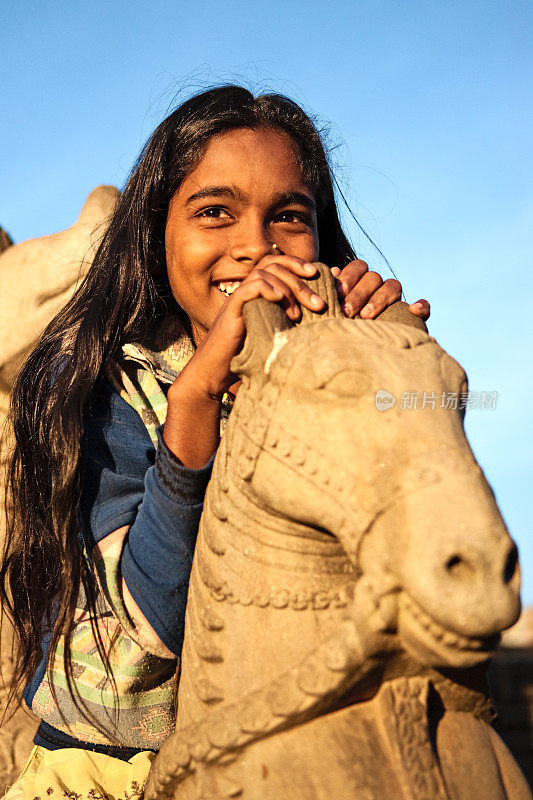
[185,186,316,211]
[186,186,239,204]
[274,191,316,211]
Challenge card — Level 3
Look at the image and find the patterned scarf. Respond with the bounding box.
[106,310,233,443]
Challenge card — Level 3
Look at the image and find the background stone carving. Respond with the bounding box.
[0,187,119,793]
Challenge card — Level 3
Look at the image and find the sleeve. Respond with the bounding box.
[80,380,214,655]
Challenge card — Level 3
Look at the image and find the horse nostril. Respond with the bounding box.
[503,544,519,585]
[445,553,475,581]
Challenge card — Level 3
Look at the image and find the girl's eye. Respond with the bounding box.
[275,210,313,226]
[196,206,231,220]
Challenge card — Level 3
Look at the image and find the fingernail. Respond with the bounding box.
[311,295,325,308]
[361,303,373,317]
[412,301,424,310]
[343,303,353,317]
[338,282,349,297]
[303,262,317,274]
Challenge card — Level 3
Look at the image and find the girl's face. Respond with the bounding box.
[165,127,319,344]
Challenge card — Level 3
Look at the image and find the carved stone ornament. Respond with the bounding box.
[146,264,531,800]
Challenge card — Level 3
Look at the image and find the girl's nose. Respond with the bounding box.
[229,222,277,265]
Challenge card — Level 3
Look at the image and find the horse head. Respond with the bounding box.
[228,264,521,671]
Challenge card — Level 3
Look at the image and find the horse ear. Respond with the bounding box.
[231,297,293,378]
[299,262,344,324]
[230,263,341,378]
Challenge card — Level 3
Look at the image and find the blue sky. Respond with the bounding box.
[2,1,532,602]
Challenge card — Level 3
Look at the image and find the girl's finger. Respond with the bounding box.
[408,299,431,320]
[225,276,285,315]
[252,264,325,313]
[359,278,402,319]
[336,259,370,298]
[244,271,302,320]
[256,253,318,279]
[218,275,299,327]
[342,270,383,317]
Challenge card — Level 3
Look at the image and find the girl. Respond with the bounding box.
[1,86,429,798]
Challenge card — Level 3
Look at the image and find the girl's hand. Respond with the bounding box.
[164,256,324,468]
[177,255,325,401]
[331,260,430,322]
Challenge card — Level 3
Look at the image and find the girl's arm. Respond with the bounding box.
[82,384,213,659]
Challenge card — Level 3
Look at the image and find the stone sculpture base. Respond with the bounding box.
[169,677,531,800]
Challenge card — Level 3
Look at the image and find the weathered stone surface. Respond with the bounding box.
[0,185,119,370]
[0,185,119,435]
[146,264,530,799]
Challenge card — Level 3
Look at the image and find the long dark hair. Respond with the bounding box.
[0,86,356,730]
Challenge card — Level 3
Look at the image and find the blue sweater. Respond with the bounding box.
[25,378,213,753]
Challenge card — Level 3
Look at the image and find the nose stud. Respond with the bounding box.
[272,243,280,252]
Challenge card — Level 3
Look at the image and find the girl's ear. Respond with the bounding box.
[231,298,293,379]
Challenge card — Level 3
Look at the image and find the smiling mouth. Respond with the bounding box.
[215,281,241,297]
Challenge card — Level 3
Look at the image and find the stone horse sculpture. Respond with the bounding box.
[146,264,530,800]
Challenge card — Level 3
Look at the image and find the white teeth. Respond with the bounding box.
[217,281,241,297]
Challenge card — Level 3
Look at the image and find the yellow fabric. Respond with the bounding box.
[4,745,156,800]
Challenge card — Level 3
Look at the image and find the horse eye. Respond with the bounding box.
[321,370,370,397]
